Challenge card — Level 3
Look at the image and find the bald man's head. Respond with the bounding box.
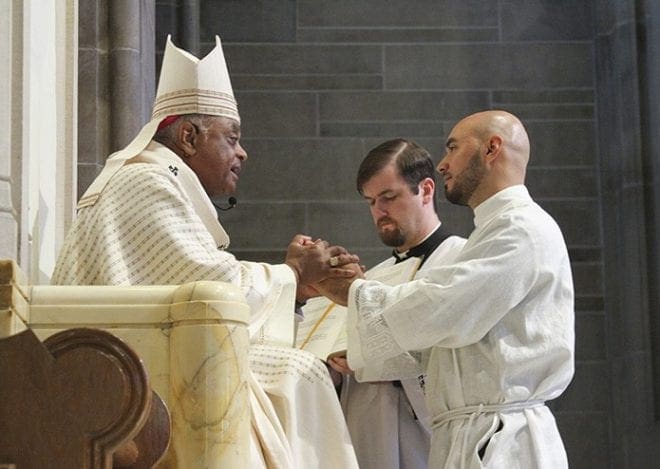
[438,110,531,209]
[466,110,530,171]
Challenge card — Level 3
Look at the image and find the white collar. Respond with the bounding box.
[473,185,531,228]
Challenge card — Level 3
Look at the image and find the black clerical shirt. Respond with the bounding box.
[391,224,452,268]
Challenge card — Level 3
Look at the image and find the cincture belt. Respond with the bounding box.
[431,399,545,430]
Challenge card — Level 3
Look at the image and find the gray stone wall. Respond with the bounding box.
[596,0,660,467]
[154,1,608,466]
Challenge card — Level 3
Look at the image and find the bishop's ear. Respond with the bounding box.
[178,120,198,157]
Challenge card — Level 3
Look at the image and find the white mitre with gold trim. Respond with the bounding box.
[78,35,239,209]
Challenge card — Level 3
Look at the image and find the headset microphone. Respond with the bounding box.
[213,197,237,211]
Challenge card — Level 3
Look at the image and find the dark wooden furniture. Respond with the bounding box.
[0,327,170,468]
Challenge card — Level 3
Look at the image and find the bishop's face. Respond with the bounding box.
[186,117,248,197]
[361,162,427,251]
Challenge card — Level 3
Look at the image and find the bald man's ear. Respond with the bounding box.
[178,120,198,157]
[484,135,503,161]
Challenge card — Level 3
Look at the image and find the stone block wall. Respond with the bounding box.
[595,0,660,467]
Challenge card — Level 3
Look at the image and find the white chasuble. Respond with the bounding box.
[52,142,358,468]
[346,186,575,469]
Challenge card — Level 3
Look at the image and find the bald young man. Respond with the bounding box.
[320,110,575,468]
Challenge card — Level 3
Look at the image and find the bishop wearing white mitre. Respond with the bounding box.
[52,35,359,468]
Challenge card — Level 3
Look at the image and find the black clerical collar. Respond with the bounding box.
[392,224,451,267]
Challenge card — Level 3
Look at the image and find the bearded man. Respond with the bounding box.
[330,138,466,469]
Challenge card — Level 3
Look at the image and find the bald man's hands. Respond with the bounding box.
[312,262,364,306]
[285,235,360,302]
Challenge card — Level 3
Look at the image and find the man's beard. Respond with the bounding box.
[445,150,486,206]
[377,220,406,247]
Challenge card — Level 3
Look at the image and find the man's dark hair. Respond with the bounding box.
[357,138,438,211]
